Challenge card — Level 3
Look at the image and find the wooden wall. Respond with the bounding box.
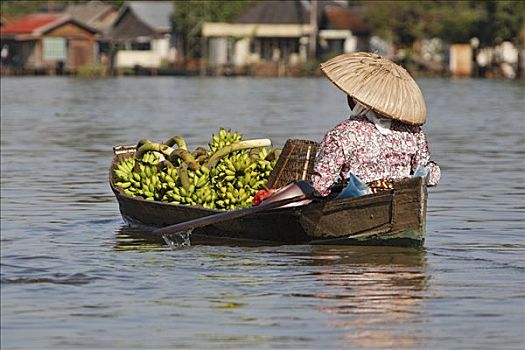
[43,22,97,70]
[449,44,472,77]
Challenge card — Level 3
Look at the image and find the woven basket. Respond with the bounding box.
[267,139,320,188]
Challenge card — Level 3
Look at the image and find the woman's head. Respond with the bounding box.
[320,52,427,125]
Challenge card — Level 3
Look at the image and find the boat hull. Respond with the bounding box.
[110,151,427,246]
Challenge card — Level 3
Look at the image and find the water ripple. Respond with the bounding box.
[1,273,97,286]
[1,77,524,350]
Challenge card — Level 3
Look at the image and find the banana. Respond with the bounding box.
[117,163,130,174]
[196,174,208,188]
[225,159,236,172]
[127,129,278,210]
[114,169,128,180]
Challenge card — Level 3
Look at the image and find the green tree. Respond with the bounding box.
[362,1,434,46]
[360,0,524,48]
[1,0,125,17]
[473,0,525,45]
[173,0,252,59]
[1,1,49,16]
[434,1,483,44]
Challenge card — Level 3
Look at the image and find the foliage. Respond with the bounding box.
[434,2,482,44]
[76,64,108,78]
[296,59,322,77]
[0,0,124,17]
[472,0,525,45]
[1,1,49,16]
[173,0,253,59]
[361,0,525,47]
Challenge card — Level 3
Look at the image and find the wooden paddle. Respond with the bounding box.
[153,181,316,237]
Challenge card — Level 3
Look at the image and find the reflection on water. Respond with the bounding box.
[114,225,166,252]
[299,246,427,348]
[115,229,429,348]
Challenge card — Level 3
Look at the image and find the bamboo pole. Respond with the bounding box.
[309,0,318,60]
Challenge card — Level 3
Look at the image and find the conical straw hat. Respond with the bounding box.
[320,52,427,125]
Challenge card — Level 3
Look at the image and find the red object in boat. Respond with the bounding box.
[252,189,277,206]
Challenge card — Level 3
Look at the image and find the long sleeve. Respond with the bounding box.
[311,130,348,196]
[412,131,441,186]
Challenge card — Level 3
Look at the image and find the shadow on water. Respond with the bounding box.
[113,224,287,251]
[113,225,167,252]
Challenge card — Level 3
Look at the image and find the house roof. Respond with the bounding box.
[123,1,173,32]
[1,15,17,27]
[0,13,63,35]
[65,1,117,33]
[0,13,99,38]
[323,6,370,34]
[232,1,350,25]
[233,0,310,25]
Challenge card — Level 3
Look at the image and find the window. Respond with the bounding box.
[43,37,67,60]
[249,39,258,54]
[130,42,151,50]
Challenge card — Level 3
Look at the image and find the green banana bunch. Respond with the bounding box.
[113,129,280,211]
[208,128,243,153]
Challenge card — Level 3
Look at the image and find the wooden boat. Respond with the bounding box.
[110,146,428,247]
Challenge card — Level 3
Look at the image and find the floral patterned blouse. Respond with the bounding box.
[311,116,441,196]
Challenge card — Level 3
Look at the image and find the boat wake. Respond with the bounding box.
[162,230,192,249]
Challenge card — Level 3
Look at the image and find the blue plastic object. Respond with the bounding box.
[412,165,429,184]
[336,173,372,199]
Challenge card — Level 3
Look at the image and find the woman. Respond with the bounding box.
[312,52,440,197]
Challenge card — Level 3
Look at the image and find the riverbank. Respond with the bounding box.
[2,62,521,80]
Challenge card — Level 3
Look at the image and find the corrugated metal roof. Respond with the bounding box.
[65,1,117,33]
[65,1,113,24]
[127,1,173,32]
[233,0,310,25]
[0,13,63,35]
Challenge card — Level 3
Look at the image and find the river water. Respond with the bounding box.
[1,77,524,349]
